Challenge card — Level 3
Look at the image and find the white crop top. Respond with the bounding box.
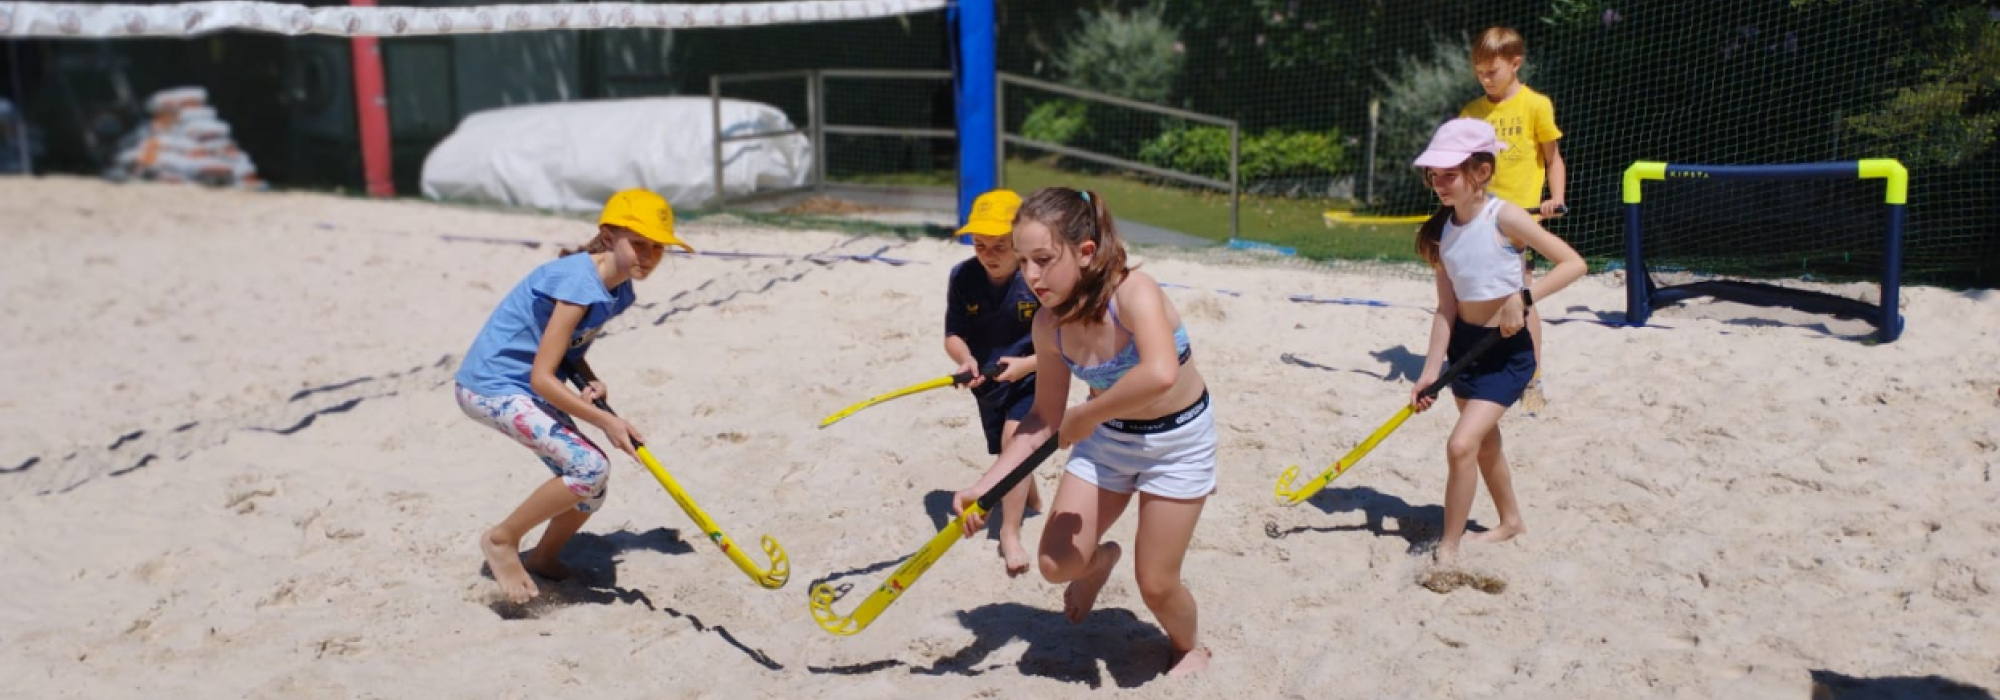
[1440,196,1525,302]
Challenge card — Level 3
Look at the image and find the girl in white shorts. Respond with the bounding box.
[951,187,1216,678]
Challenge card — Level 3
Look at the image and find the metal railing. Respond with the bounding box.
[997,73,1239,239]
[707,70,1237,231]
[709,70,814,207]
[710,68,956,208]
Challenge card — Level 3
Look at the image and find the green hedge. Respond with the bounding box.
[1138,125,1347,182]
[1019,99,1092,146]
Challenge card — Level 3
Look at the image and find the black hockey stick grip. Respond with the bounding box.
[1414,330,1505,402]
[974,432,1060,512]
[562,364,647,448]
[952,364,1005,387]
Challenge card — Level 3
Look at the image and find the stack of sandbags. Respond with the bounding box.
[110,87,265,189]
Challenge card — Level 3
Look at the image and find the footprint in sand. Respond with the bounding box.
[469,584,550,620]
[260,578,305,609]
[1419,569,1508,594]
[225,475,276,508]
[314,636,365,659]
[226,486,277,514]
[1182,295,1227,322]
[638,366,671,388]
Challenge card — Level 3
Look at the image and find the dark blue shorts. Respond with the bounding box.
[1447,319,1537,407]
[974,379,1036,455]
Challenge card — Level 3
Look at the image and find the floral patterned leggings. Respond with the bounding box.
[456,384,610,512]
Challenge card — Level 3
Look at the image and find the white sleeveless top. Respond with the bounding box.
[1440,196,1525,302]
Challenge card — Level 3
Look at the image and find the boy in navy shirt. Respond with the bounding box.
[944,189,1043,576]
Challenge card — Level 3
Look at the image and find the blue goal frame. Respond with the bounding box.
[1622,159,1908,343]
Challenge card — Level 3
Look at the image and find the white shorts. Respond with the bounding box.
[1065,391,1218,499]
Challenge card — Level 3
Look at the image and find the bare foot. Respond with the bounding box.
[482,528,539,604]
[1062,542,1121,624]
[1434,540,1461,567]
[1167,646,1211,677]
[524,554,574,581]
[1467,521,1526,544]
[999,539,1032,577]
[1521,375,1547,415]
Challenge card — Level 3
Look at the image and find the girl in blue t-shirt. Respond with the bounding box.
[454,189,693,604]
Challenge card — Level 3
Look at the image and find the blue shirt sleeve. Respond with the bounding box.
[534,255,612,307]
[944,260,972,340]
[999,330,1035,360]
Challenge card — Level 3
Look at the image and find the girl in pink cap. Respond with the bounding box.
[1408,118,1586,563]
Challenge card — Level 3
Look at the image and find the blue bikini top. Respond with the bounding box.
[1057,298,1192,391]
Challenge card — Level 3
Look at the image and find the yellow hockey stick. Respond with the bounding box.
[1275,331,1504,505]
[569,372,789,589]
[817,364,998,429]
[809,433,1059,635]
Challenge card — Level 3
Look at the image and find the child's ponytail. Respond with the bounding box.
[1072,189,1131,320]
[558,226,616,258]
[1415,206,1451,268]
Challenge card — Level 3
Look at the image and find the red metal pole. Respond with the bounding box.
[349,0,394,197]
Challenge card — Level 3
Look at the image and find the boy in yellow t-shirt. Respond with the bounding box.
[1461,25,1565,412]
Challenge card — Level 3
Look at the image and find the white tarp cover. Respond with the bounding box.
[0,1,946,38]
[421,97,812,212]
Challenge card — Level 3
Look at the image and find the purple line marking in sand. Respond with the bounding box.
[1545,317,1673,329]
[1287,294,1400,308]
[674,250,921,265]
[1160,283,1239,297]
[440,234,542,249]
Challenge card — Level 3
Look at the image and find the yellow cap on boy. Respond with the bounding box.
[600,189,695,252]
[957,189,1022,238]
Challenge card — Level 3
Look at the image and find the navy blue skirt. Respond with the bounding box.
[1446,318,1537,407]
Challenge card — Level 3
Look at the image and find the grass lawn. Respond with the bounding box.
[1002,160,1417,263]
[830,160,1422,264]
[830,170,960,187]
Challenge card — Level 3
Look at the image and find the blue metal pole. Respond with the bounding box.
[1662,162,1858,180]
[952,0,996,243]
[1625,203,1648,327]
[1881,204,1906,342]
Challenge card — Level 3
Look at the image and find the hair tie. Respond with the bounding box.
[1077,189,1092,204]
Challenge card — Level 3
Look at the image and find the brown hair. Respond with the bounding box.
[558,224,622,257]
[1414,153,1498,268]
[1472,26,1525,64]
[1015,187,1131,325]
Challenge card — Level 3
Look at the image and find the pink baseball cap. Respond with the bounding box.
[1412,118,1508,169]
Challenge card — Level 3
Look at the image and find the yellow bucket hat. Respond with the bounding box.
[957,189,1022,238]
[599,189,694,252]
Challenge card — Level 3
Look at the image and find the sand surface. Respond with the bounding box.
[3,177,1996,698]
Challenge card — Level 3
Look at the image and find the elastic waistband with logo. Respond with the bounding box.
[1104,390,1210,435]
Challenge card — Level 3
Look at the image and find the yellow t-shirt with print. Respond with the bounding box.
[1460,85,1562,209]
